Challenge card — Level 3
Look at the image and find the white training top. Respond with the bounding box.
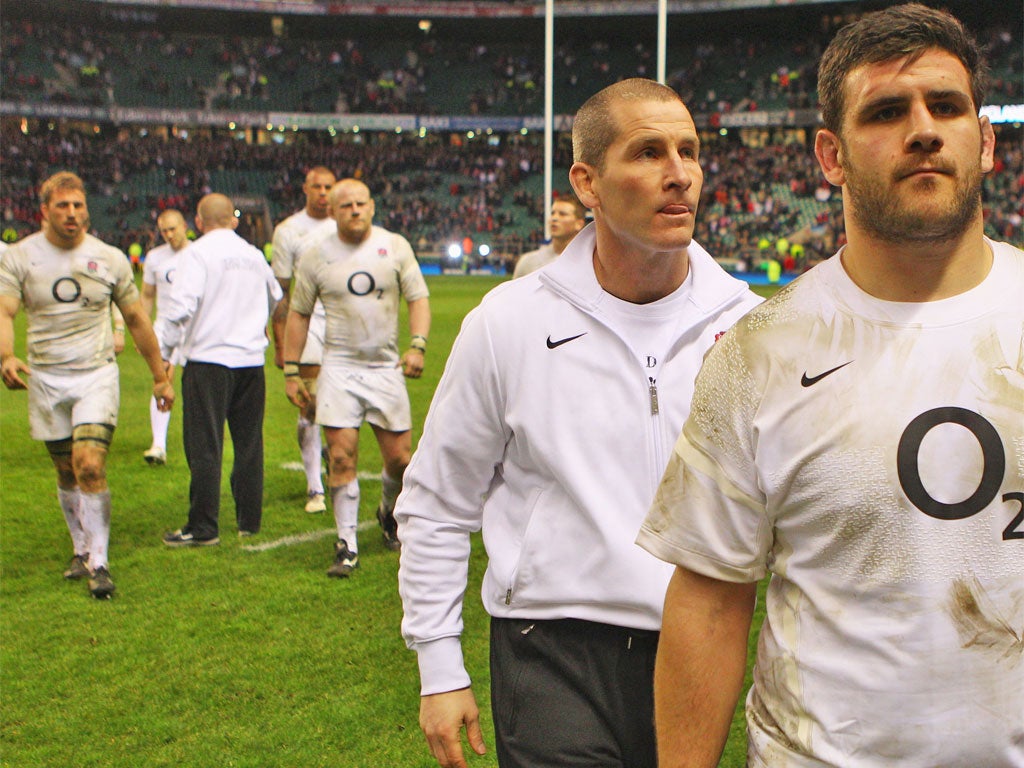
[142,241,185,324]
[638,240,1024,767]
[513,243,557,278]
[0,231,137,370]
[290,225,428,368]
[158,228,282,368]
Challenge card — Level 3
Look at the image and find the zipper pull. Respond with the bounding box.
[505,588,512,605]
[648,377,659,415]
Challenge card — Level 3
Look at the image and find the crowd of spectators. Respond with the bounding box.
[2,10,1019,116]
[3,126,1020,269]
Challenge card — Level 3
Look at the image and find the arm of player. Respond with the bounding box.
[111,304,126,355]
[119,299,175,412]
[140,282,156,320]
[283,308,311,408]
[655,566,757,768]
[400,296,431,378]
[0,294,30,389]
[420,688,487,768]
[270,277,291,369]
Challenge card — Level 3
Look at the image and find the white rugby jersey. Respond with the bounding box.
[291,225,428,368]
[0,231,137,370]
[271,209,332,329]
[142,242,185,324]
[639,240,1024,767]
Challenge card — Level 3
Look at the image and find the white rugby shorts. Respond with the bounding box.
[28,363,120,441]
[315,364,411,432]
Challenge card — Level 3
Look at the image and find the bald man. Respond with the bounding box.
[283,178,430,577]
[158,194,283,547]
[140,209,190,465]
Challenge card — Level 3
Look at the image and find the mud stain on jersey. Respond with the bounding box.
[948,575,1024,665]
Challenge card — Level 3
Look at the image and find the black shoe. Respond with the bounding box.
[88,566,116,599]
[376,503,401,552]
[326,539,359,578]
[63,553,90,580]
[163,529,220,548]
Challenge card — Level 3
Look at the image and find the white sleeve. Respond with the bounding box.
[157,249,204,360]
[396,303,510,695]
[637,330,771,583]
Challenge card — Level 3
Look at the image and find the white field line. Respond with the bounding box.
[278,462,380,482]
[241,519,377,552]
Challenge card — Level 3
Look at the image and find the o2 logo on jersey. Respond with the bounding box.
[52,277,82,303]
[165,268,176,284]
[347,270,384,300]
[897,406,1023,540]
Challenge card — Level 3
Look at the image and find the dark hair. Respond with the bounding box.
[817,3,989,133]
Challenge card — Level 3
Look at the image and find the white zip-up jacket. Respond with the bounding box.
[396,225,762,695]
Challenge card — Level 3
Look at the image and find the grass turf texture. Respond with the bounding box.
[1,274,778,767]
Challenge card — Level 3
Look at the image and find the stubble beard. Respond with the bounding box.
[843,157,984,245]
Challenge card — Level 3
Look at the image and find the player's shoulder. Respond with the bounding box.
[83,234,129,263]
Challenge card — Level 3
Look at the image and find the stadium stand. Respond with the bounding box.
[1,0,1021,269]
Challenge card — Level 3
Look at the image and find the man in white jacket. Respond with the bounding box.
[158,193,282,546]
[395,78,762,768]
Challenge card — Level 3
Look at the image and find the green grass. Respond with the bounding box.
[1,274,776,767]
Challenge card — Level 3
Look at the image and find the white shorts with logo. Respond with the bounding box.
[316,364,411,432]
[28,363,120,441]
[300,312,326,367]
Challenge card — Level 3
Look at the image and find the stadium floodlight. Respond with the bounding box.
[478,244,491,257]
[447,243,463,260]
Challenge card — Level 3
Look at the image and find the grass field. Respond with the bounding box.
[0,274,776,768]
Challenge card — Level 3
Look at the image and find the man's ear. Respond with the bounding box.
[979,115,996,175]
[814,129,846,187]
[229,216,239,231]
[569,162,600,210]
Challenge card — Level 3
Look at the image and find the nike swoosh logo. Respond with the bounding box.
[546,332,587,349]
[801,361,853,387]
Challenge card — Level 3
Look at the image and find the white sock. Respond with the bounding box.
[150,395,170,451]
[380,470,402,514]
[58,486,88,556]
[298,416,324,495]
[79,490,111,571]
[330,481,359,552]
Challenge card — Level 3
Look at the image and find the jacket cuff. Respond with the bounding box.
[415,637,473,696]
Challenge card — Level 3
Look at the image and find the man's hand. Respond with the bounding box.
[401,348,425,379]
[419,688,486,768]
[0,355,30,390]
[285,376,310,409]
[153,378,174,412]
[113,329,126,355]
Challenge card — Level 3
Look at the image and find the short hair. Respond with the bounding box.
[196,193,235,228]
[817,3,989,134]
[552,195,587,221]
[40,172,86,206]
[329,179,372,206]
[572,78,685,171]
[157,209,185,225]
[305,166,336,184]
